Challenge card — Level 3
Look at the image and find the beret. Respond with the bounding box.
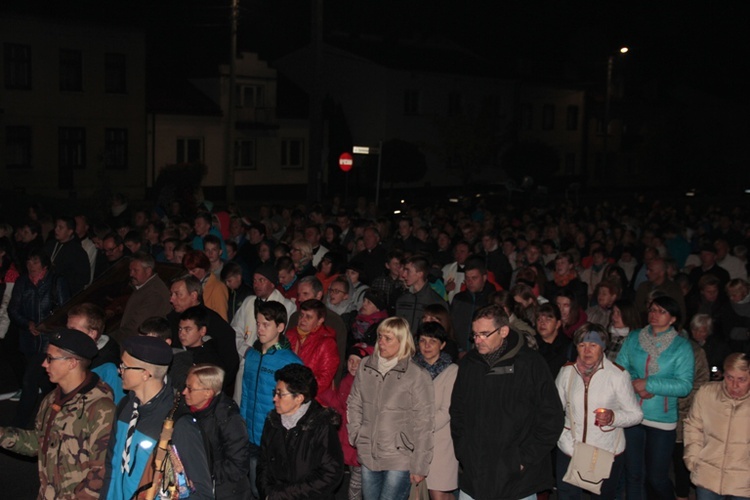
[254,263,278,286]
[122,336,173,366]
[49,329,99,360]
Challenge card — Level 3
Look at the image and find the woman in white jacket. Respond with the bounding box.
[555,322,643,500]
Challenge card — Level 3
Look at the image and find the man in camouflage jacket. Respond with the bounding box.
[0,329,115,499]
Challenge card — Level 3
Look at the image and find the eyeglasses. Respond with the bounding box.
[119,363,148,373]
[45,355,71,363]
[472,327,500,340]
[273,390,295,398]
[328,288,346,295]
[647,307,669,315]
[184,386,211,394]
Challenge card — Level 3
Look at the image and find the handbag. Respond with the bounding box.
[561,368,619,495]
[408,479,429,500]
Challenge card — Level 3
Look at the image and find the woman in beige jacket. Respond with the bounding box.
[684,352,750,500]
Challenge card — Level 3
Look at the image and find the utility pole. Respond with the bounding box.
[224,0,239,203]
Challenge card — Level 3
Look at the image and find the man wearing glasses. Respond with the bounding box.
[450,305,563,500]
[0,328,116,499]
[101,336,212,499]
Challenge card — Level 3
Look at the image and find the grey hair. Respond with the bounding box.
[689,313,713,335]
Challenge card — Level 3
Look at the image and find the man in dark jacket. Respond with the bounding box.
[450,258,495,353]
[450,305,563,500]
[395,255,447,333]
[44,215,90,295]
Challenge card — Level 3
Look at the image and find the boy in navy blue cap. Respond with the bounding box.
[101,336,213,499]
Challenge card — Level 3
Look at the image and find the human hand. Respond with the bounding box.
[29,322,40,336]
[410,474,425,484]
[594,408,614,427]
[445,277,456,292]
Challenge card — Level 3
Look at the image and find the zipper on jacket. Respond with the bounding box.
[582,379,589,442]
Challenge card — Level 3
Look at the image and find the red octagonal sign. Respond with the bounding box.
[339,152,353,172]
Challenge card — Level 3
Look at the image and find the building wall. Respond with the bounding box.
[0,15,146,198]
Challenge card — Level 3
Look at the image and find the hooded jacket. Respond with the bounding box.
[287,324,340,395]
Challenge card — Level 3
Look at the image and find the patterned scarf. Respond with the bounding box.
[554,271,578,287]
[351,310,388,342]
[638,325,678,376]
[413,351,453,379]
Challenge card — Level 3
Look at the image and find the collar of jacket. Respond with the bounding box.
[467,328,523,368]
[363,353,410,375]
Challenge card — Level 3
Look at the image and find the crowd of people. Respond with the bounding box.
[0,193,748,500]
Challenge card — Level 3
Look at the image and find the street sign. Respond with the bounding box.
[339,152,353,172]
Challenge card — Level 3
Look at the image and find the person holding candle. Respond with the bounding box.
[555,322,643,499]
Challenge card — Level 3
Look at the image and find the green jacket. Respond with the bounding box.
[0,374,115,499]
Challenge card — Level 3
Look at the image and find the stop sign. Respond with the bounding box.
[339,152,353,172]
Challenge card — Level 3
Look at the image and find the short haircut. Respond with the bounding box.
[299,299,327,320]
[103,232,124,247]
[689,313,713,335]
[180,305,209,330]
[472,304,510,330]
[220,261,243,281]
[405,254,430,276]
[203,234,222,248]
[698,274,720,290]
[56,215,76,231]
[68,303,106,338]
[123,230,142,245]
[536,302,562,321]
[650,295,682,330]
[276,256,296,273]
[298,275,323,296]
[727,278,749,296]
[572,322,609,349]
[386,249,404,262]
[376,316,415,360]
[182,250,210,271]
[304,223,321,236]
[275,363,317,403]
[27,248,52,268]
[131,251,156,271]
[255,300,288,326]
[138,316,172,340]
[195,212,212,225]
[171,274,203,298]
[187,364,225,393]
[464,256,487,275]
[556,251,574,266]
[724,352,750,373]
[415,321,449,344]
[330,275,350,293]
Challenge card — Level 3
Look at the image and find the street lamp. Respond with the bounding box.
[603,46,628,174]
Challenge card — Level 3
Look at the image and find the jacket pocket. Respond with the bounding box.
[396,432,414,456]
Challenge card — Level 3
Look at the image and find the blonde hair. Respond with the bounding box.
[375,317,415,360]
[723,352,750,373]
[292,238,313,264]
[187,363,225,393]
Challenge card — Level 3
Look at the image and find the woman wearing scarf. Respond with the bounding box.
[413,322,459,500]
[349,289,389,346]
[616,295,694,500]
[555,323,643,499]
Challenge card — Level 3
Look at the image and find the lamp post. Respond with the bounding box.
[602,47,628,174]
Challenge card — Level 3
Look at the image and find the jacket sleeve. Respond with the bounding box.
[0,282,14,338]
[267,418,344,499]
[554,367,573,453]
[449,361,466,462]
[313,338,340,395]
[74,397,116,498]
[346,362,364,445]
[410,366,435,477]
[214,408,251,485]
[645,340,694,398]
[682,385,707,472]
[519,354,564,468]
[0,394,47,456]
[433,365,458,434]
[611,369,643,428]
[8,279,32,327]
[173,417,214,499]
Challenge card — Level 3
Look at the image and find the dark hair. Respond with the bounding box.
[180,305,209,330]
[556,289,581,327]
[275,363,317,403]
[299,299,327,320]
[68,303,106,337]
[123,230,143,245]
[318,251,345,277]
[415,321,449,343]
[330,275,350,293]
[464,256,487,275]
[27,247,52,268]
[194,212,212,225]
[421,304,456,340]
[405,254,430,276]
[220,261,243,281]
[275,256,296,273]
[56,215,76,231]
[612,299,642,331]
[103,232,123,246]
[255,300,288,326]
[182,250,210,271]
[649,295,682,330]
[138,316,172,340]
[472,304,510,329]
[203,234,222,249]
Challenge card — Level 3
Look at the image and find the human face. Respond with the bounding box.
[691,326,710,344]
[472,317,508,355]
[304,227,320,246]
[170,281,199,313]
[74,216,89,239]
[163,241,175,262]
[647,303,676,333]
[363,229,379,250]
[119,352,151,391]
[464,269,486,294]
[611,306,624,329]
[359,298,378,316]
[252,273,275,299]
[20,225,37,243]
[481,235,494,252]
[258,243,271,262]
[43,345,74,385]
[536,314,561,341]
[403,263,423,288]
[728,286,749,304]
[555,257,573,276]
[386,258,402,278]
[398,220,412,239]
[377,329,400,360]
[347,355,362,377]
[701,285,719,303]
[345,268,360,285]
[178,319,206,348]
[319,259,333,276]
[124,240,141,254]
[27,256,44,275]
[454,244,470,264]
[194,217,211,237]
[224,274,241,290]
[297,283,318,302]
[597,287,616,309]
[129,260,151,287]
[67,315,97,341]
[204,243,222,264]
[172,249,186,265]
[577,341,604,369]
[103,238,123,262]
[182,374,214,408]
[418,335,445,365]
[700,251,716,269]
[256,313,284,350]
[273,381,303,416]
[298,309,324,333]
[714,241,729,260]
[724,368,750,399]
[437,233,451,251]
[556,296,572,322]
[327,284,348,306]
[188,266,207,281]
[54,220,74,243]
[525,246,541,263]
